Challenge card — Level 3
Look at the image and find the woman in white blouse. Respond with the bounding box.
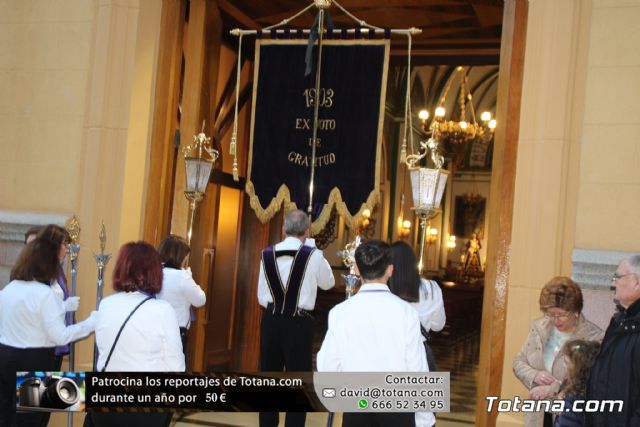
[0,238,96,426]
[87,241,184,427]
[388,241,445,427]
[157,235,206,354]
[388,241,446,366]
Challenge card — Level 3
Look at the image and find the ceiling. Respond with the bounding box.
[217,0,504,65]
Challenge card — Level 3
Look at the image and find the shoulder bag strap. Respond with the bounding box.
[101,296,153,372]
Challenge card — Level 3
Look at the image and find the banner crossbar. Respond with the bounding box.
[230,27,422,37]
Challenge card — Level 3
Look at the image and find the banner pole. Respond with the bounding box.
[230,27,422,37]
[307,8,326,216]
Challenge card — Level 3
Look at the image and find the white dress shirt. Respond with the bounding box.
[0,280,95,348]
[257,236,335,310]
[410,279,446,333]
[95,291,185,372]
[158,267,206,328]
[317,282,434,427]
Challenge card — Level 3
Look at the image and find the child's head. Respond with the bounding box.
[562,339,600,396]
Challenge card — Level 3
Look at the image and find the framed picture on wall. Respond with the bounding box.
[453,194,486,239]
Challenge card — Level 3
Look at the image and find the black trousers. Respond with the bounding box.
[343,412,415,427]
[54,354,66,371]
[0,343,55,427]
[259,309,313,427]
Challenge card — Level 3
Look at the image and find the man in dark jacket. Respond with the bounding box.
[585,255,640,426]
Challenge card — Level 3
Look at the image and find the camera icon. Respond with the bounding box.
[19,376,81,409]
[322,388,336,398]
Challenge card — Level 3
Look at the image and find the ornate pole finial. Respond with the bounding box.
[65,215,81,244]
[314,0,332,9]
[99,221,107,254]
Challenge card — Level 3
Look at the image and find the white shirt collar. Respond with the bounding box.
[281,236,304,247]
[358,283,390,292]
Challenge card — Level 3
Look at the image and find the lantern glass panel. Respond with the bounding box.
[409,168,449,209]
[185,157,213,193]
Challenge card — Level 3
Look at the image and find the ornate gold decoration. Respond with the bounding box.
[313,207,338,249]
[338,234,361,298]
[182,121,219,162]
[98,221,106,254]
[65,215,81,244]
[245,182,380,236]
[314,0,332,9]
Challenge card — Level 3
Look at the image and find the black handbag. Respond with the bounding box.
[421,325,437,371]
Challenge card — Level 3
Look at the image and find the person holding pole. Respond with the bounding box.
[36,224,82,370]
[0,238,97,426]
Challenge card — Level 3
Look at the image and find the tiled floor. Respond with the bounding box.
[172,331,480,427]
[431,331,480,425]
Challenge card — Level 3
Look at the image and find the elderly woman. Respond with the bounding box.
[85,241,184,427]
[513,277,603,427]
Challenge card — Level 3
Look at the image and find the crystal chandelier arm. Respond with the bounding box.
[459,71,467,120]
[461,68,478,125]
[438,68,458,107]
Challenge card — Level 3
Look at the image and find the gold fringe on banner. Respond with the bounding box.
[245,182,380,235]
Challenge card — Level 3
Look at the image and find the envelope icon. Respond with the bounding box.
[322,388,336,398]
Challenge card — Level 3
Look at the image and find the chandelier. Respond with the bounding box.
[420,66,496,146]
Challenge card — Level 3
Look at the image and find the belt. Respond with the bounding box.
[265,303,314,318]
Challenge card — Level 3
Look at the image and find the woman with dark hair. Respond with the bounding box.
[0,238,97,426]
[37,224,81,369]
[86,241,184,427]
[389,241,446,366]
[513,277,603,427]
[157,235,206,354]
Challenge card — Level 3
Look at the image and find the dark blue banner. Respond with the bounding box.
[246,40,389,232]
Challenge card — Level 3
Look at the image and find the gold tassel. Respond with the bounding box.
[400,139,407,164]
[232,157,239,182]
[230,132,237,156]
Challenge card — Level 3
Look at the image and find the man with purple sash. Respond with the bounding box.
[257,210,335,427]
